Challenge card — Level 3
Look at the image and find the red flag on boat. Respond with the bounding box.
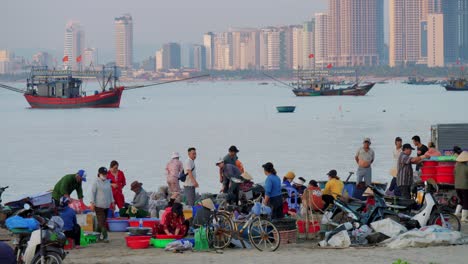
[62,56,69,62]
[76,55,82,63]
[326,63,333,69]
[308,53,314,59]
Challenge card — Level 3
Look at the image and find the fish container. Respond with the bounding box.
[436,166,454,175]
[125,235,151,249]
[436,174,454,184]
[128,218,159,233]
[107,218,129,232]
[150,238,175,248]
[423,161,438,167]
[421,166,437,175]
[297,220,320,234]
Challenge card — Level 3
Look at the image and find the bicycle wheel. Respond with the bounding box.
[429,212,461,231]
[31,252,62,264]
[206,212,234,249]
[248,218,280,252]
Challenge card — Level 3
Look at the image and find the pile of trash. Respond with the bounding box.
[319,218,467,248]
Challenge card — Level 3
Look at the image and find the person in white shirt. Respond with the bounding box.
[387,137,402,196]
[183,147,199,206]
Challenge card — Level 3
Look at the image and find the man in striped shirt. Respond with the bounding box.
[397,144,427,199]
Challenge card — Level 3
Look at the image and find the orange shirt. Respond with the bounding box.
[305,186,324,211]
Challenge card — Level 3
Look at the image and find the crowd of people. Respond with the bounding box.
[47,139,468,245]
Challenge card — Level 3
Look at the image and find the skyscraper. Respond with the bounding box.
[266,29,281,70]
[162,43,181,70]
[292,26,304,69]
[302,20,315,69]
[442,0,468,64]
[315,13,329,68]
[115,14,133,70]
[427,14,444,67]
[63,21,85,70]
[193,45,206,71]
[389,0,421,67]
[32,52,53,68]
[203,32,215,70]
[328,0,383,67]
[82,48,97,69]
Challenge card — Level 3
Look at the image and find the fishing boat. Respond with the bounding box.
[0,66,207,109]
[403,76,438,85]
[276,106,296,113]
[443,77,468,91]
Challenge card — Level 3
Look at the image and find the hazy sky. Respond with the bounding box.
[2,0,387,61]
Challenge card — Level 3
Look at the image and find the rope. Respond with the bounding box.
[0,83,25,93]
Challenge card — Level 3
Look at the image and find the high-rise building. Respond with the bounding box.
[427,13,444,67]
[329,0,383,67]
[443,0,468,64]
[389,0,421,67]
[302,20,315,69]
[203,32,215,70]
[259,30,269,70]
[0,50,12,74]
[419,0,443,63]
[82,48,97,69]
[155,50,163,71]
[63,21,85,70]
[32,52,53,68]
[193,45,206,71]
[292,26,304,69]
[315,13,329,68]
[162,43,181,70]
[266,29,281,70]
[115,14,133,70]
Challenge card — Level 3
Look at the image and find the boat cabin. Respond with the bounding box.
[34,78,82,98]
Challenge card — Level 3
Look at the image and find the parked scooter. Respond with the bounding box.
[10,204,67,264]
[391,180,461,231]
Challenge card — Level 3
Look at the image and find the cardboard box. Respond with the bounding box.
[77,213,95,232]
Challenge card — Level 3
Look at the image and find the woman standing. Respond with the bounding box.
[166,152,183,194]
[262,162,283,219]
[107,160,126,210]
[90,167,114,242]
[455,151,468,223]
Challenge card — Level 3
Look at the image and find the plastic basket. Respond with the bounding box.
[279,229,297,244]
[64,238,74,250]
[421,166,437,175]
[107,218,129,232]
[297,220,320,234]
[421,174,437,183]
[125,235,151,249]
[150,238,176,248]
[436,166,454,175]
[423,161,438,167]
[437,174,454,184]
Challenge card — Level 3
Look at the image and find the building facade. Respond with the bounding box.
[203,32,215,70]
[63,21,85,70]
[115,14,133,70]
[427,13,444,67]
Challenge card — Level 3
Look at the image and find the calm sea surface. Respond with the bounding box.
[1,80,467,203]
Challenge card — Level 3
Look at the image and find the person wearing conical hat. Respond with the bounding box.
[455,151,468,223]
[193,198,215,226]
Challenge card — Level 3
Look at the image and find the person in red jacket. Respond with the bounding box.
[107,160,126,209]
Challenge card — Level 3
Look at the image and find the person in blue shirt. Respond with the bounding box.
[58,197,81,248]
[262,162,284,219]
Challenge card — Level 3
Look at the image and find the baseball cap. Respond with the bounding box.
[77,169,87,182]
[402,143,415,150]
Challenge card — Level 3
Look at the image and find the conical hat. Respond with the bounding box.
[456,151,468,162]
[241,172,253,181]
[201,198,215,211]
[362,187,374,197]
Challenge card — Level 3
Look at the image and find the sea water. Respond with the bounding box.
[1,81,467,203]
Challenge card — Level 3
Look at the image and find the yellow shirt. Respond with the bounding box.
[322,178,344,199]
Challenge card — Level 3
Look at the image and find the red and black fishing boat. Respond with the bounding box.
[0,66,207,109]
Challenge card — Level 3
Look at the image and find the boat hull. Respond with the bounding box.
[24,87,124,108]
[276,106,296,113]
[293,83,374,96]
[444,85,468,91]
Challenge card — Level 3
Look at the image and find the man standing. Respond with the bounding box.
[397,144,426,199]
[355,138,375,186]
[52,170,86,207]
[216,159,242,205]
[184,147,199,206]
[412,135,428,171]
[388,137,402,196]
[223,145,239,165]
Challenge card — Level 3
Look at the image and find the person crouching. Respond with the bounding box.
[157,203,189,237]
[58,197,81,248]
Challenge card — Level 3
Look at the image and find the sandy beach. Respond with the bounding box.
[2,224,467,264]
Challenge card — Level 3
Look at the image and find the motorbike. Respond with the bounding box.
[9,204,67,264]
[390,180,461,231]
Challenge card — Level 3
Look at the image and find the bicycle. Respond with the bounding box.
[207,196,280,252]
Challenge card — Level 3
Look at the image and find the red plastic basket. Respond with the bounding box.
[297,220,320,234]
[436,174,454,184]
[421,166,437,175]
[436,166,454,175]
[423,161,438,167]
[154,234,184,239]
[64,238,74,250]
[125,235,151,249]
[438,162,456,167]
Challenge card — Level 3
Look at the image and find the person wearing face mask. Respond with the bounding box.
[89,167,114,243]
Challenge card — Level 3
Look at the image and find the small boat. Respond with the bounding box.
[276,106,296,113]
[403,76,438,85]
[258,82,269,85]
[443,77,468,91]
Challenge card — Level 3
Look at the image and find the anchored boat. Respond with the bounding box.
[0,66,207,109]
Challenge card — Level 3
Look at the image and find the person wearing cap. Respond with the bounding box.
[193,198,215,226]
[184,147,199,206]
[282,171,296,188]
[388,137,403,196]
[58,197,81,248]
[262,162,283,219]
[107,160,127,210]
[89,167,114,242]
[396,144,427,199]
[216,158,242,205]
[355,138,375,187]
[52,170,86,208]
[165,152,183,194]
[322,170,344,210]
[454,151,468,222]
[412,135,428,171]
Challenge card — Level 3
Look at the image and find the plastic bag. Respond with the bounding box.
[251,202,271,216]
[6,216,39,231]
[386,225,463,249]
[165,240,193,251]
[194,227,209,251]
[326,230,351,247]
[370,218,407,238]
[321,211,334,225]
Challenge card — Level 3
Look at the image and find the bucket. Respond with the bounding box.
[125,236,151,249]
